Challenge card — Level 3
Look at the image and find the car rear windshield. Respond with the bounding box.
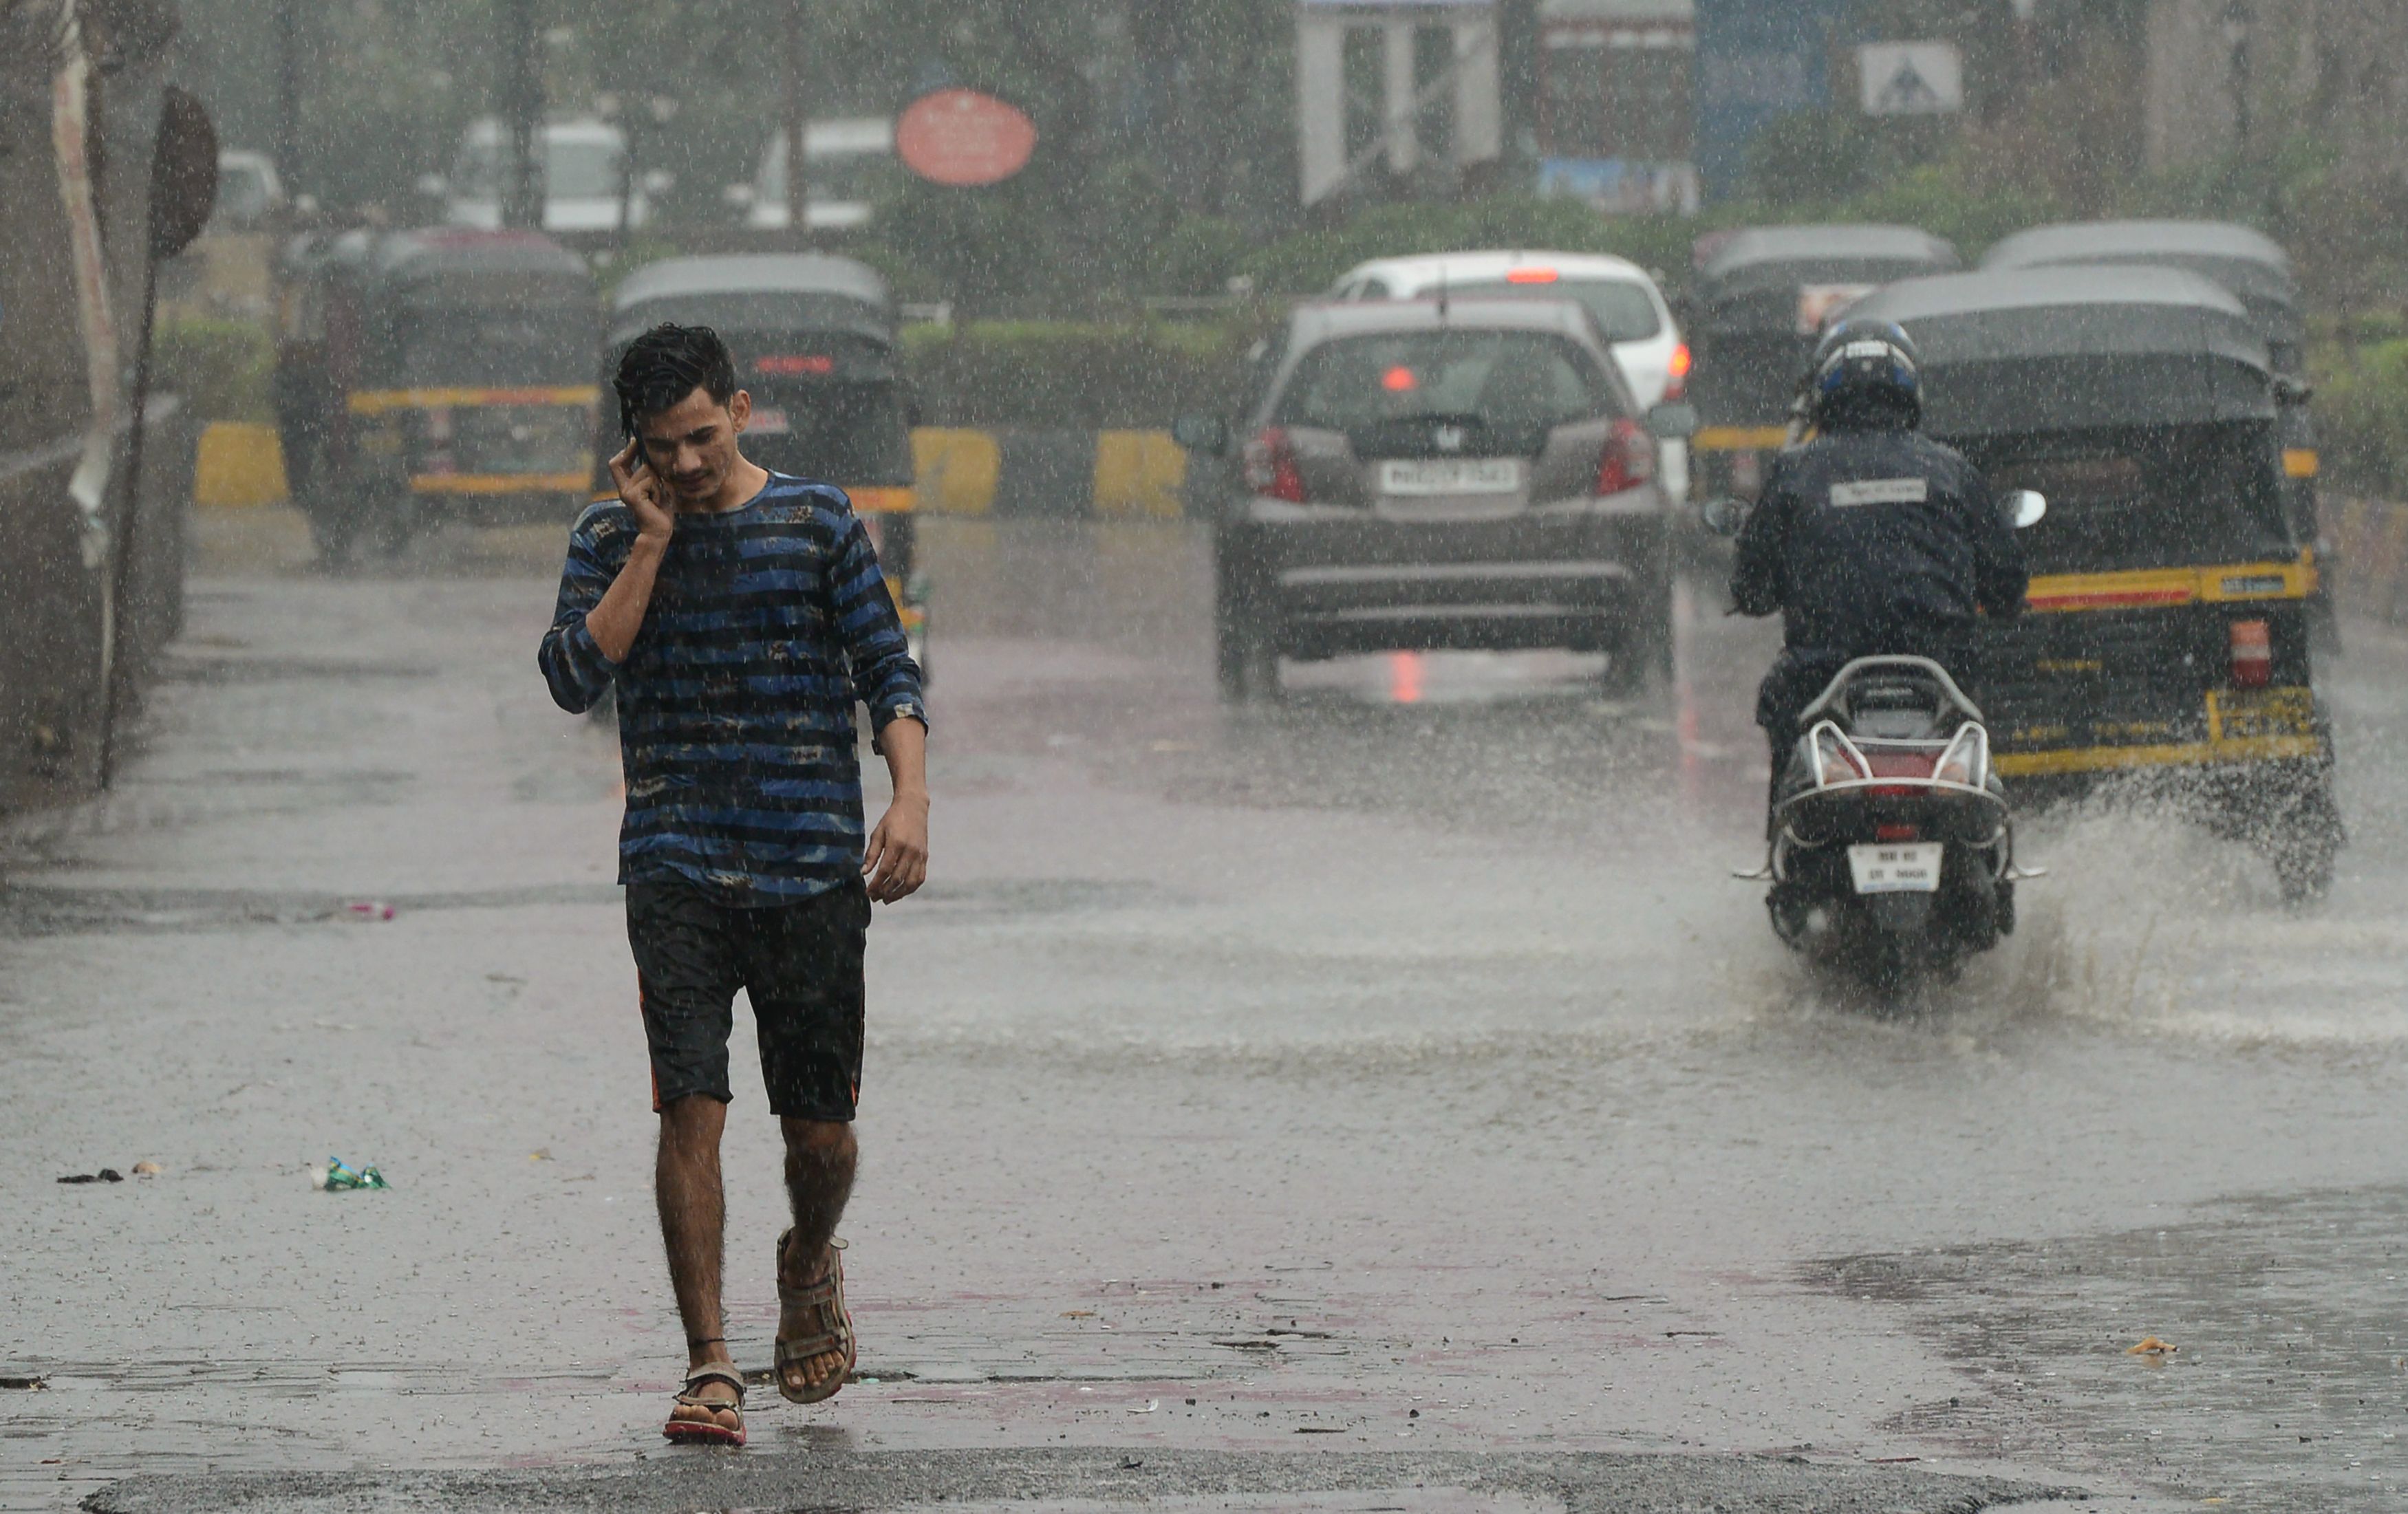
[1274,330,1617,433]
[1443,279,1663,343]
[1961,423,2292,574]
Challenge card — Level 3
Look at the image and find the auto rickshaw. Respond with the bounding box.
[274,228,601,561]
[1847,265,2343,900]
[1688,224,1959,500]
[1980,221,2331,643]
[605,254,925,669]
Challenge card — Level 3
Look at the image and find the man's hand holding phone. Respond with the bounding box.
[610,440,676,542]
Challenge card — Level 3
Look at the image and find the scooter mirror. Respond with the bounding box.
[1699,495,1747,537]
[2003,488,2047,530]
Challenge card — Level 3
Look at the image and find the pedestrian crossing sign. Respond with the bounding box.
[1858,42,1964,116]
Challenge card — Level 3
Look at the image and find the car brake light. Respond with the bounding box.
[2230,618,2272,689]
[1595,417,1655,495]
[1666,341,1691,400]
[1505,266,1559,283]
[1875,823,1920,842]
[1242,426,1308,503]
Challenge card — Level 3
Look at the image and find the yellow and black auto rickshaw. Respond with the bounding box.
[1849,265,2343,899]
[275,228,601,561]
[1981,220,2332,643]
[605,254,925,668]
[1689,224,1959,501]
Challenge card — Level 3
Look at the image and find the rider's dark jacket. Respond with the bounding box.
[1731,424,2029,735]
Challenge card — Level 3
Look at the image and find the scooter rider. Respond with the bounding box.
[1730,318,2029,825]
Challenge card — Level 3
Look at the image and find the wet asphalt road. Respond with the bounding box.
[8,508,2408,1512]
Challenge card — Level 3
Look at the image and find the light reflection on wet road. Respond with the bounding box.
[6,512,2408,1511]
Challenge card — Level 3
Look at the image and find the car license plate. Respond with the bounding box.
[1379,459,1519,496]
[1847,842,1942,895]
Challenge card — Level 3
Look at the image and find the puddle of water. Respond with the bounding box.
[1809,1185,2408,1510]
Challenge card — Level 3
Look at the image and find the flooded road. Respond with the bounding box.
[7,510,2408,1511]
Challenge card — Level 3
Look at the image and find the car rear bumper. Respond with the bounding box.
[1229,493,1669,656]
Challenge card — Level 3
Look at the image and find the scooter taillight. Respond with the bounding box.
[1809,723,1870,786]
[1863,750,1937,797]
[1241,426,1308,503]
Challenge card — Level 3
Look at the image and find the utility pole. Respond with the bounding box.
[275,0,301,195]
[784,0,810,250]
[502,0,544,230]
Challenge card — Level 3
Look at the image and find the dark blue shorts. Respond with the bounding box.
[625,876,870,1120]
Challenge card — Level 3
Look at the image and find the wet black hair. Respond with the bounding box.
[614,323,737,438]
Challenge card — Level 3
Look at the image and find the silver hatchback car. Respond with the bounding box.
[1175,297,1697,700]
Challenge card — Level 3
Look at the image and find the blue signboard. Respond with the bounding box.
[1692,0,1858,202]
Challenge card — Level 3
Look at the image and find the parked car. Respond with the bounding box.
[728,118,899,235]
[211,149,285,230]
[1174,296,1697,700]
[1328,250,1690,501]
[436,118,657,242]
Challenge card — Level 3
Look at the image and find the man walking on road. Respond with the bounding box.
[539,324,929,1447]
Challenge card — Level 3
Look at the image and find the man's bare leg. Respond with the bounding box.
[658,1094,740,1432]
[776,1116,857,1395]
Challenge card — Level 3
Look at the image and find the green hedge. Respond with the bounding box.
[153,315,275,424]
[901,319,1256,429]
[2313,336,2408,496]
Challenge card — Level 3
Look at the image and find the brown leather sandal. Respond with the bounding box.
[774,1229,855,1405]
[662,1362,746,1446]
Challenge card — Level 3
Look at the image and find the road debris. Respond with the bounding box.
[344,901,396,921]
[56,1168,122,1184]
[131,1160,162,1176]
[2126,1336,2178,1357]
[310,1157,389,1191]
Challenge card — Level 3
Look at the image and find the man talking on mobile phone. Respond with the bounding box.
[539,323,927,1447]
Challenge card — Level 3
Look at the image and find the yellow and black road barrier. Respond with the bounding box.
[194,422,1190,520]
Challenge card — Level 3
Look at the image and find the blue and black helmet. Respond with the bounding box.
[1806,318,1922,430]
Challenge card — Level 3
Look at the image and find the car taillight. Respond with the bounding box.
[1874,823,1920,842]
[1241,426,1307,503]
[1595,417,1655,495]
[1665,341,1691,400]
[2230,618,2272,689]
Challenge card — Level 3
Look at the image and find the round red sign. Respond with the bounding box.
[896,89,1037,188]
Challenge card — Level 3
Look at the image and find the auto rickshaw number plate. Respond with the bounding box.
[1848,842,1942,894]
[1379,459,1519,496]
[2206,686,2315,742]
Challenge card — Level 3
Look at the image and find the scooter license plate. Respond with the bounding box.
[1847,842,1943,894]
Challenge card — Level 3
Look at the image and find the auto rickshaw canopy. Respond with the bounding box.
[1846,266,2275,438]
[1979,220,2303,372]
[609,253,895,354]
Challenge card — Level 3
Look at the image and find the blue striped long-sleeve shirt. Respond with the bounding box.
[538,473,927,903]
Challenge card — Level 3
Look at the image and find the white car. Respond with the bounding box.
[213,150,285,230]
[1329,251,1690,501]
[731,118,897,235]
[440,118,652,240]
